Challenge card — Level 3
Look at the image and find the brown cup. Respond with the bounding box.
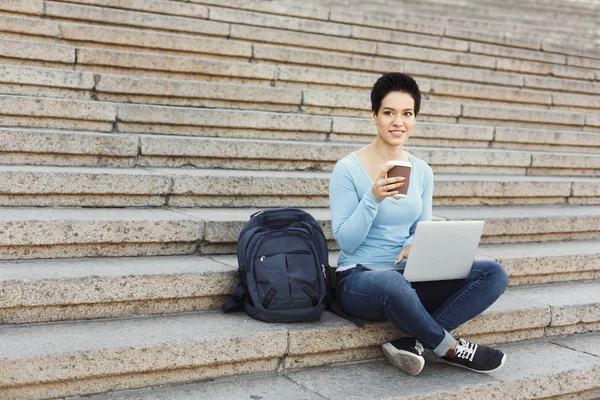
[386,160,412,199]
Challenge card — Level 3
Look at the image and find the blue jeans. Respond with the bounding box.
[336,261,509,357]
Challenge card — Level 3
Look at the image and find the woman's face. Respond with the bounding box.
[372,91,416,148]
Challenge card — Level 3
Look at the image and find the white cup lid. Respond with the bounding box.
[386,160,411,167]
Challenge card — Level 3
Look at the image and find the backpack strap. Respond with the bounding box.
[222,284,246,314]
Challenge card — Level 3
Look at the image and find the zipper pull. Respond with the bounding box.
[251,210,264,218]
[260,256,265,262]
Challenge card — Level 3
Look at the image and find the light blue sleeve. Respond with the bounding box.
[403,164,433,248]
[329,160,381,254]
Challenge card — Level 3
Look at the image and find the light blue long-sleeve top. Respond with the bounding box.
[329,152,433,269]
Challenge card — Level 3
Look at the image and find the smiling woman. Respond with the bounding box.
[328,72,509,377]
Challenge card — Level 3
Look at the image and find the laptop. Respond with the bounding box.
[363,220,485,282]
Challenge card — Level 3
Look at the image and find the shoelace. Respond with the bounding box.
[454,339,478,362]
[415,341,424,355]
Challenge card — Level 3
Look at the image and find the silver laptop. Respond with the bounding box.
[402,220,484,282]
[362,220,484,282]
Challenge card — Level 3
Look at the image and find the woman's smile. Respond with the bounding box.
[389,129,407,138]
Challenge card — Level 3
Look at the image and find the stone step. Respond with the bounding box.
[81,44,600,97]
[44,1,225,38]
[72,44,600,97]
[3,127,600,171]
[0,94,115,132]
[0,254,238,324]
[74,333,600,400]
[4,63,600,113]
[0,128,139,168]
[0,64,95,101]
[424,0,600,19]
[192,205,600,254]
[0,207,202,260]
[3,127,600,173]
[3,30,599,102]
[61,0,329,22]
[66,68,600,112]
[2,93,597,142]
[48,0,597,67]
[480,0,599,14]
[0,166,599,208]
[58,20,244,59]
[1,239,598,324]
[261,44,600,96]
[325,0,600,48]
[75,45,277,84]
[43,0,600,63]
[432,205,600,244]
[137,135,600,174]
[3,9,600,90]
[410,3,598,33]
[0,0,44,16]
[0,37,75,69]
[484,0,598,11]
[318,1,600,58]
[1,281,599,398]
[0,205,599,260]
[479,240,600,286]
[2,123,600,172]
[410,1,600,35]
[4,127,600,172]
[114,102,597,140]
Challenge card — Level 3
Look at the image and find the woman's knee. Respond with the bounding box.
[338,270,413,320]
[475,260,509,294]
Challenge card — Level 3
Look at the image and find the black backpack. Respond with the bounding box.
[223,208,329,323]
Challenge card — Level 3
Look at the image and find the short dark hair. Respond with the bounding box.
[371,72,421,116]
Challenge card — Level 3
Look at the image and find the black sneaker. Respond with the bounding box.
[382,337,425,376]
[440,338,506,373]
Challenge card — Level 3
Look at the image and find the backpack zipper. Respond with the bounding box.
[259,250,311,261]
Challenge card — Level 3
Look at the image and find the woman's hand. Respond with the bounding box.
[371,164,406,202]
[395,245,411,264]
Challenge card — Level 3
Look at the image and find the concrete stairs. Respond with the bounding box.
[71,334,600,400]
[0,0,599,398]
[2,166,600,207]
[2,241,600,324]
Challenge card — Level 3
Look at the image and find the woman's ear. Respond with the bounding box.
[371,112,377,125]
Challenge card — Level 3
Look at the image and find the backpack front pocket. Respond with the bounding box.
[286,252,320,305]
[254,253,290,307]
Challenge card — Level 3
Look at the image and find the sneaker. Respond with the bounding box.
[382,337,425,376]
[440,338,506,373]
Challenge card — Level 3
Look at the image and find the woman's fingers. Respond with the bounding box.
[372,167,406,201]
[395,245,412,264]
[377,164,395,181]
[380,178,405,191]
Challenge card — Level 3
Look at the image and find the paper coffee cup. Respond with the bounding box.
[386,160,411,199]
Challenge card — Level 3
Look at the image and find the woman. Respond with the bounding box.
[329,72,509,376]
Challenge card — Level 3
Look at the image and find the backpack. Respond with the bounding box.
[223,208,329,323]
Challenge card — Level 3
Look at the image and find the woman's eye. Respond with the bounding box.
[404,112,413,117]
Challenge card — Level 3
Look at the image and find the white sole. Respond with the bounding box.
[382,342,425,376]
[439,353,507,374]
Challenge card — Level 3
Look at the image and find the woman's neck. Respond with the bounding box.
[369,139,407,162]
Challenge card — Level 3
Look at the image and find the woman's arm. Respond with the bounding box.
[329,161,381,254]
